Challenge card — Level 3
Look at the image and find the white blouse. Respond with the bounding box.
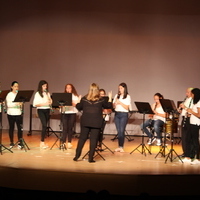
[113,94,131,112]
[190,100,200,126]
[6,91,22,115]
[33,91,51,109]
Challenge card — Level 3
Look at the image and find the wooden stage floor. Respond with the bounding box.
[0,130,200,199]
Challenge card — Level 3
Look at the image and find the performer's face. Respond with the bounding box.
[11,83,19,93]
[186,89,192,98]
[42,84,47,92]
[66,85,72,93]
[154,95,160,104]
[118,86,124,95]
[100,91,105,97]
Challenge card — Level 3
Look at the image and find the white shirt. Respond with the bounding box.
[33,91,51,109]
[181,97,193,117]
[113,94,131,112]
[6,91,22,115]
[62,94,79,114]
[190,100,200,126]
[152,103,166,122]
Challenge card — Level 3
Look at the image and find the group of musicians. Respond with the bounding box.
[0,81,200,164]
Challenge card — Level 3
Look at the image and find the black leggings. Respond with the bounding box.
[7,114,23,143]
[37,109,50,142]
[61,113,76,143]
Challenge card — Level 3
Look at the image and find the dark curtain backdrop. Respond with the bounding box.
[0,0,200,130]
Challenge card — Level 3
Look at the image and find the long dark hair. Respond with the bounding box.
[117,82,128,99]
[37,80,48,97]
[191,88,200,104]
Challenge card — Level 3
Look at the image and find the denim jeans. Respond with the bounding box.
[114,112,128,147]
[141,119,164,139]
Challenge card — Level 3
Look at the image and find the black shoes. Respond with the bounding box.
[73,157,78,161]
[89,160,96,163]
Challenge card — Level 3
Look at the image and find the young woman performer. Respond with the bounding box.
[180,88,200,164]
[113,82,132,152]
[33,80,52,149]
[6,81,23,149]
[73,83,112,163]
[141,93,166,146]
[140,93,166,146]
[61,83,80,149]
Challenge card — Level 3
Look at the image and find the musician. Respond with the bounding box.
[178,87,193,158]
[141,93,166,146]
[113,82,132,152]
[33,80,52,149]
[5,81,23,149]
[98,89,113,150]
[73,83,112,163]
[180,88,200,164]
[61,84,80,149]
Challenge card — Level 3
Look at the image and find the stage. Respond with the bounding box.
[0,130,200,199]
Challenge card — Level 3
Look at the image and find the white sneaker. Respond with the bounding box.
[180,158,191,163]
[68,143,73,149]
[114,148,121,152]
[190,159,200,165]
[40,142,48,149]
[119,148,124,152]
[147,138,152,145]
[156,139,161,146]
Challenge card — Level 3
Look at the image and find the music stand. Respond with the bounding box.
[130,102,153,156]
[0,90,13,154]
[50,93,72,150]
[159,99,183,163]
[13,90,34,151]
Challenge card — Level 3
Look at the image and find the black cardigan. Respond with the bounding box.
[76,96,112,128]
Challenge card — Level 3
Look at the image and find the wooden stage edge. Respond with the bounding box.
[0,130,200,198]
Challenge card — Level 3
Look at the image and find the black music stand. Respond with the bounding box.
[159,99,183,163]
[0,90,13,154]
[50,93,72,150]
[130,102,153,156]
[13,90,34,152]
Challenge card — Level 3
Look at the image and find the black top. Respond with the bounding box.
[76,96,112,128]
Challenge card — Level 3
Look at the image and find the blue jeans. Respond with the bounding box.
[141,119,164,139]
[114,112,128,147]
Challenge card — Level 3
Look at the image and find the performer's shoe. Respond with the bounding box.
[18,143,24,149]
[89,160,96,163]
[9,143,14,149]
[73,157,79,161]
[190,159,200,165]
[68,143,73,149]
[40,142,48,149]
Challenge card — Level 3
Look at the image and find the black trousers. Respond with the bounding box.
[37,109,50,142]
[75,126,100,161]
[181,116,190,155]
[7,114,23,144]
[187,124,200,159]
[61,113,76,143]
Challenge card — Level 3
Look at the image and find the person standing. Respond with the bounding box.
[61,83,80,149]
[140,93,166,146]
[178,87,193,157]
[113,82,132,152]
[33,80,52,149]
[6,81,23,149]
[73,83,112,163]
[180,88,200,164]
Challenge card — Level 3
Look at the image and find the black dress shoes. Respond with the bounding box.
[89,160,96,163]
[73,157,78,161]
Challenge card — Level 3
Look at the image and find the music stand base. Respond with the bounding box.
[165,149,183,163]
[0,144,13,154]
[14,138,30,152]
